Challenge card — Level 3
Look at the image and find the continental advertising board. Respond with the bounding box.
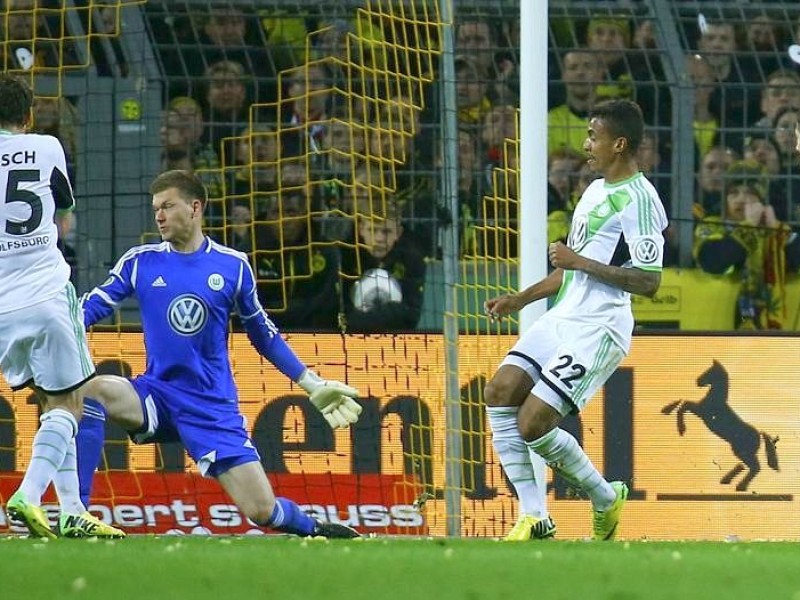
[0,333,798,540]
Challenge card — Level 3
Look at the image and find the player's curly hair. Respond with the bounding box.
[589,99,644,155]
[0,74,33,128]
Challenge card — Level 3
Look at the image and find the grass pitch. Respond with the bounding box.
[1,535,798,600]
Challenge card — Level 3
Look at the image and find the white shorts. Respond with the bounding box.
[0,282,95,394]
[500,316,625,416]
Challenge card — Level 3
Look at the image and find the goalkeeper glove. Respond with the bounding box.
[298,369,362,429]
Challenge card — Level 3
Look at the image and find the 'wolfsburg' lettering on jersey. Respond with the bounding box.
[0,132,75,314]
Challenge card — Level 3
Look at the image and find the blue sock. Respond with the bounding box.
[76,399,107,508]
[266,497,316,536]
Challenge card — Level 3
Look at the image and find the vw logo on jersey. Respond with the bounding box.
[207,273,224,291]
[167,294,208,335]
[568,215,588,249]
[633,238,660,264]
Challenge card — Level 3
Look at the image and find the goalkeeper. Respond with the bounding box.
[75,169,362,538]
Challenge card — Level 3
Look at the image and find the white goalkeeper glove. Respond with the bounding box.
[298,369,362,429]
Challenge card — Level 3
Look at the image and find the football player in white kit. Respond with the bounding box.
[0,75,123,539]
[484,99,668,541]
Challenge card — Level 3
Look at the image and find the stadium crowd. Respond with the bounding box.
[8,0,800,331]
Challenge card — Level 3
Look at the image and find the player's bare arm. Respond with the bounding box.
[548,241,661,298]
[485,268,564,321]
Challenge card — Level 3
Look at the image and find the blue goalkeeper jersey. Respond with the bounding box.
[82,237,306,400]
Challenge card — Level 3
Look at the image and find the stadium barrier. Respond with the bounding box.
[1,332,798,540]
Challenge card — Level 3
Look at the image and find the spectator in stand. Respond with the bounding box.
[253,192,340,331]
[368,91,436,251]
[456,20,515,105]
[633,19,657,51]
[497,19,521,105]
[433,128,482,256]
[764,109,800,222]
[202,60,251,157]
[159,96,223,202]
[686,53,721,159]
[481,103,518,190]
[320,114,367,181]
[341,200,426,332]
[743,14,789,79]
[163,4,277,104]
[225,201,254,254]
[771,106,800,169]
[0,0,80,71]
[280,62,333,161]
[752,69,800,130]
[278,158,308,195]
[546,148,583,244]
[229,123,279,198]
[743,132,781,178]
[694,160,800,330]
[585,16,634,102]
[455,54,492,130]
[548,50,604,156]
[695,145,738,219]
[696,19,758,148]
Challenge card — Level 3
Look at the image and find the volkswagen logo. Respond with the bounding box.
[167,294,208,335]
[633,238,660,264]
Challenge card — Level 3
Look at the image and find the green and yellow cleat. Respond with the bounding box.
[503,514,557,541]
[59,512,126,539]
[6,490,57,540]
[592,481,628,541]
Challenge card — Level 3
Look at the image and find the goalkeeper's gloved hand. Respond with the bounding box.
[298,369,362,429]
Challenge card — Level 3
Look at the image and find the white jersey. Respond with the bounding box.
[546,172,668,352]
[0,132,75,314]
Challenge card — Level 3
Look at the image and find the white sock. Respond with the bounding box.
[526,427,616,510]
[18,408,78,505]
[487,406,548,519]
[53,438,86,515]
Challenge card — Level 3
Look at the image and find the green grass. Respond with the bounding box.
[2,536,799,600]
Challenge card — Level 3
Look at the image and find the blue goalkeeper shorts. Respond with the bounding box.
[129,374,261,478]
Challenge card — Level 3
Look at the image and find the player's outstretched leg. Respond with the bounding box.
[265,497,361,539]
[219,462,362,539]
[504,514,557,541]
[592,481,628,541]
[311,521,361,539]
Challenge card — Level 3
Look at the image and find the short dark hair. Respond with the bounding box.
[0,75,33,127]
[149,170,208,208]
[589,99,644,155]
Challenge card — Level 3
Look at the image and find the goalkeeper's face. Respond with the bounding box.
[152,188,202,247]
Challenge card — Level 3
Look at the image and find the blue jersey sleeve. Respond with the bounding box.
[236,259,306,381]
[81,249,137,327]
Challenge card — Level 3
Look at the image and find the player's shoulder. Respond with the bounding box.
[207,238,251,266]
[1,132,63,158]
[117,241,170,264]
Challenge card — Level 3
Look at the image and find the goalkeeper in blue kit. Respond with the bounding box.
[76,170,362,538]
